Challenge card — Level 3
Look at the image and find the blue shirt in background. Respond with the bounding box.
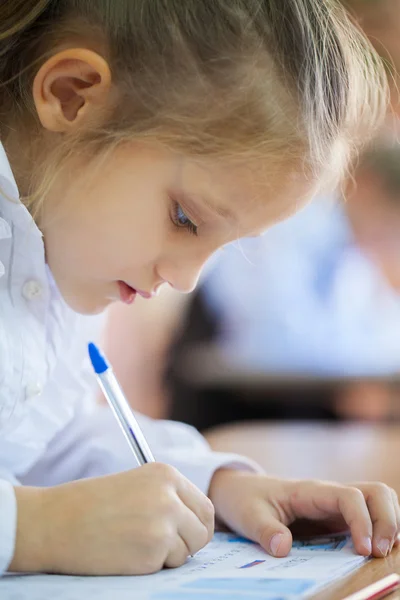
[202,197,400,377]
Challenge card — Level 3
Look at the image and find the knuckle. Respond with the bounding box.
[381,518,398,536]
[202,521,212,547]
[139,552,164,574]
[191,525,210,554]
[297,479,315,490]
[147,521,175,549]
[165,551,187,569]
[378,524,398,543]
[158,489,181,518]
[346,487,365,504]
[202,497,215,525]
[139,526,171,573]
[151,462,179,484]
[370,482,391,496]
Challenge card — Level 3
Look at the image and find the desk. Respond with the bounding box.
[205,422,400,600]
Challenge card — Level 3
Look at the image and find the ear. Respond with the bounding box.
[33,49,112,133]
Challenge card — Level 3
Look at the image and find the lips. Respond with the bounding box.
[118,281,137,305]
[136,289,152,299]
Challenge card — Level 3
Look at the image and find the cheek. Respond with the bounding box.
[112,210,170,271]
[46,193,170,278]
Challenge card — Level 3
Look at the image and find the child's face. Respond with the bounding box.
[23,46,313,315]
[39,143,311,314]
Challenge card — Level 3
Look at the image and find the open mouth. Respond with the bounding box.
[117,281,137,305]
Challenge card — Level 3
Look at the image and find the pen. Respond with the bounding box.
[88,342,155,466]
[88,343,195,559]
[341,573,400,600]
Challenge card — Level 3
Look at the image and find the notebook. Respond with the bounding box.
[1,532,367,599]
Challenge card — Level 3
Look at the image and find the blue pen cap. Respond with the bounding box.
[88,342,108,374]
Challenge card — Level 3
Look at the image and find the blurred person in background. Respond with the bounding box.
[103,0,400,425]
[167,136,400,430]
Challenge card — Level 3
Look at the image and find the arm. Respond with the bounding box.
[21,404,262,495]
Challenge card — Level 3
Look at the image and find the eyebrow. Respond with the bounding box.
[197,193,236,221]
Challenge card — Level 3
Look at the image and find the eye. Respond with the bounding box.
[171,201,198,236]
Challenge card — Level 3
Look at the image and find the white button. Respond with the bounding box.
[0,217,11,240]
[22,280,43,300]
[25,382,43,399]
[0,260,4,278]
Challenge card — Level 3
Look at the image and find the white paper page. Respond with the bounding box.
[1,533,367,600]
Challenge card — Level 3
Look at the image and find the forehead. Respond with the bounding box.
[180,155,316,237]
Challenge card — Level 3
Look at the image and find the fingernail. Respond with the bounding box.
[270,533,283,557]
[377,538,390,557]
[363,537,372,555]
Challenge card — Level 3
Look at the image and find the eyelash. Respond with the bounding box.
[171,201,198,237]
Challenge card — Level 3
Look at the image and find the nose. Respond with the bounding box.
[161,254,209,294]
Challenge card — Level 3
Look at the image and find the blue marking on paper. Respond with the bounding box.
[239,559,266,569]
[152,593,285,600]
[182,577,316,593]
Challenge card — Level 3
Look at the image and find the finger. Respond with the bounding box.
[165,534,192,569]
[390,488,400,550]
[177,502,211,557]
[235,499,293,557]
[289,483,373,556]
[391,488,400,530]
[359,484,397,558]
[176,475,215,543]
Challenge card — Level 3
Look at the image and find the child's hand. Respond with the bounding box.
[11,463,214,575]
[209,470,400,558]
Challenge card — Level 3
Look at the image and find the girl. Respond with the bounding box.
[0,0,398,578]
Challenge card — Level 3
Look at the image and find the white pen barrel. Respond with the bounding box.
[97,369,155,466]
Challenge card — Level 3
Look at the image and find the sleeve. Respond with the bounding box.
[133,413,263,494]
[0,476,18,575]
[21,405,262,495]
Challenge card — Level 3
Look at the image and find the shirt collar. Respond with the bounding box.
[0,143,18,197]
[303,193,354,253]
[0,142,42,235]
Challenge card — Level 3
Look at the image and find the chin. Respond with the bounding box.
[63,292,112,316]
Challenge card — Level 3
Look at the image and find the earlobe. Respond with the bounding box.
[33,49,112,133]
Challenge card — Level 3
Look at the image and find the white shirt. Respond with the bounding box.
[203,198,400,376]
[0,144,257,574]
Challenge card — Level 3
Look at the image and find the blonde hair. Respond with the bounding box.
[0,0,388,212]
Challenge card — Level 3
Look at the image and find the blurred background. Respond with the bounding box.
[102,0,400,434]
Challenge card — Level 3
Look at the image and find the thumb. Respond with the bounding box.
[243,502,293,557]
